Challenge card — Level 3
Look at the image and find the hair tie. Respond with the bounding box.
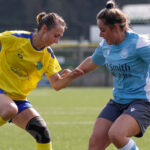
[106,3,114,9]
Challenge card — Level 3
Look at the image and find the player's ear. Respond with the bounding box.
[41,24,48,32]
[113,24,120,32]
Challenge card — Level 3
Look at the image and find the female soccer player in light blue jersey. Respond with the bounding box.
[64,0,150,150]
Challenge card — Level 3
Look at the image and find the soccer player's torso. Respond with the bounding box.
[102,31,150,103]
[0,31,51,99]
[103,32,145,80]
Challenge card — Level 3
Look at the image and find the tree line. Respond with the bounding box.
[0,0,149,40]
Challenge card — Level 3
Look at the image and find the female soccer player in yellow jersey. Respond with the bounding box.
[0,12,84,150]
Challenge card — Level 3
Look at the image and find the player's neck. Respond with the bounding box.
[116,31,126,44]
[32,32,45,49]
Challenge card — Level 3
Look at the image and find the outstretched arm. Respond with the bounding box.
[46,68,84,91]
[61,56,98,80]
[76,56,98,74]
[47,56,98,91]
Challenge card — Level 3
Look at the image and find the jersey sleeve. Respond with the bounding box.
[0,32,5,48]
[0,32,4,41]
[136,36,150,64]
[92,40,105,66]
[45,48,62,76]
[0,31,16,51]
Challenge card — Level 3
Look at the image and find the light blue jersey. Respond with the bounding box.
[92,31,150,104]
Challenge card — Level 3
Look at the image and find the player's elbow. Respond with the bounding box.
[51,85,60,91]
[53,87,61,91]
[52,84,66,91]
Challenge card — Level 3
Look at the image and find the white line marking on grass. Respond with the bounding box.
[41,111,98,115]
[47,121,94,125]
[38,107,101,111]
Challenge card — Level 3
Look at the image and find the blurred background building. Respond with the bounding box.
[1,0,150,86]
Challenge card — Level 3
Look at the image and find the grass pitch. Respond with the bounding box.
[0,87,149,150]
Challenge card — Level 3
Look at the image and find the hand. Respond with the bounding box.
[61,68,85,79]
[61,69,72,78]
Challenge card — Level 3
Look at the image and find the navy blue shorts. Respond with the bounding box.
[13,100,33,114]
[98,99,150,137]
[0,89,33,115]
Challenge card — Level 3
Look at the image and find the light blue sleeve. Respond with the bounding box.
[136,37,150,64]
[92,44,105,66]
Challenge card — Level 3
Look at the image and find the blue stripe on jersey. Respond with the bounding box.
[47,47,55,58]
[12,33,31,38]
[12,32,45,51]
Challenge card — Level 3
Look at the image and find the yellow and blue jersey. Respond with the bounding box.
[0,30,61,100]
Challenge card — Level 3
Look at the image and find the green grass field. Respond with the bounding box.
[0,87,150,150]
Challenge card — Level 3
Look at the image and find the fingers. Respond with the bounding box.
[61,69,72,78]
[61,69,72,74]
[61,68,85,79]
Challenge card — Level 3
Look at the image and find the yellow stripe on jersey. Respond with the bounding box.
[0,31,61,100]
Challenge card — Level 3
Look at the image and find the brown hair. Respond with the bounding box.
[36,12,67,31]
[96,0,130,30]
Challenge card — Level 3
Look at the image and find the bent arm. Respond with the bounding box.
[46,68,84,91]
[60,56,98,82]
[47,56,98,91]
[47,73,68,91]
[77,56,98,74]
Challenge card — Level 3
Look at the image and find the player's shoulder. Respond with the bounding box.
[1,30,29,35]
[127,30,150,49]
[44,46,55,59]
[126,30,139,41]
[0,30,13,37]
[0,30,31,40]
[136,34,150,49]
[10,30,31,38]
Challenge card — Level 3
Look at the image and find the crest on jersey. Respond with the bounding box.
[120,48,128,58]
[37,62,43,70]
[104,49,110,57]
[106,49,110,55]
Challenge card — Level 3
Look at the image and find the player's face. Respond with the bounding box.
[97,19,119,45]
[42,24,65,46]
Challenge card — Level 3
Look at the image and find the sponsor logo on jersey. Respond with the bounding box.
[17,53,23,59]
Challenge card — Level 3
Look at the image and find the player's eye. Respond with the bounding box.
[100,28,105,32]
[54,34,60,38]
